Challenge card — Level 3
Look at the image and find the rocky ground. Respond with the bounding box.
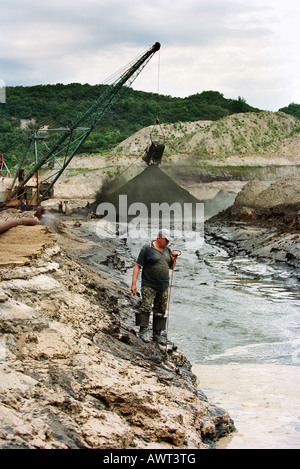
[0,212,234,449]
[205,174,300,270]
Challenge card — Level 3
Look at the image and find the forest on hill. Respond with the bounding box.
[0,83,299,169]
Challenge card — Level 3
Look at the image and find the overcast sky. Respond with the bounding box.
[0,0,299,111]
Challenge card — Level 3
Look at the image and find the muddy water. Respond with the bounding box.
[80,220,300,449]
[123,231,300,367]
[119,225,300,449]
[168,240,300,367]
[193,363,300,449]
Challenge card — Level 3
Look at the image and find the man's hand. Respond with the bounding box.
[131,264,141,296]
[170,251,179,262]
[170,251,180,270]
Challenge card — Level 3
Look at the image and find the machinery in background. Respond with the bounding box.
[1,42,161,209]
[142,117,165,166]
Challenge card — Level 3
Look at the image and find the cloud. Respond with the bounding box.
[0,0,299,110]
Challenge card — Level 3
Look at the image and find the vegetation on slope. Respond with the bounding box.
[0,83,299,169]
[279,103,300,120]
[114,111,300,158]
[180,111,300,156]
[0,86,258,168]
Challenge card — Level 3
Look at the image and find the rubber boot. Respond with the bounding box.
[135,312,150,342]
[139,326,150,343]
[153,316,167,345]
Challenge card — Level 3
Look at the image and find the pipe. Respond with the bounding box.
[0,218,39,233]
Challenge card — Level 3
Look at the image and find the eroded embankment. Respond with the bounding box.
[206,175,300,270]
[205,221,300,271]
[0,218,234,449]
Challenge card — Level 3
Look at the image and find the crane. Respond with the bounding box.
[2,42,161,208]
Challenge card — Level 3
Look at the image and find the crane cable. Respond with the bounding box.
[153,47,165,141]
[114,46,164,179]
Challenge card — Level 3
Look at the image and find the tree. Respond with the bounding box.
[279,103,300,120]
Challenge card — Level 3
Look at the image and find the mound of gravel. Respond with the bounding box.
[234,175,300,209]
[95,165,200,215]
[216,175,300,230]
[234,179,268,207]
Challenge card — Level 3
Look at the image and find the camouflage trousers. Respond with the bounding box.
[140,286,169,318]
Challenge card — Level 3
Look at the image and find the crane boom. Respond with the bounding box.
[4,42,161,206]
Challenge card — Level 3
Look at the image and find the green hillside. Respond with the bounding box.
[0,85,257,168]
[0,83,299,169]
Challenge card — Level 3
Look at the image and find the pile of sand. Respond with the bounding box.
[223,174,300,229]
[94,165,200,215]
[234,179,269,207]
[254,175,300,208]
[234,175,300,209]
[0,225,57,266]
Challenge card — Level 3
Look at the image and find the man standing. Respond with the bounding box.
[131,229,178,344]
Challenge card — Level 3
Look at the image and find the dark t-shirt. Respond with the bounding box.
[136,242,172,290]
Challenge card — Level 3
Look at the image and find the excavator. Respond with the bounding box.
[1,42,161,209]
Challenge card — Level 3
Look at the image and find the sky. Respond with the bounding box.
[0,0,299,111]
